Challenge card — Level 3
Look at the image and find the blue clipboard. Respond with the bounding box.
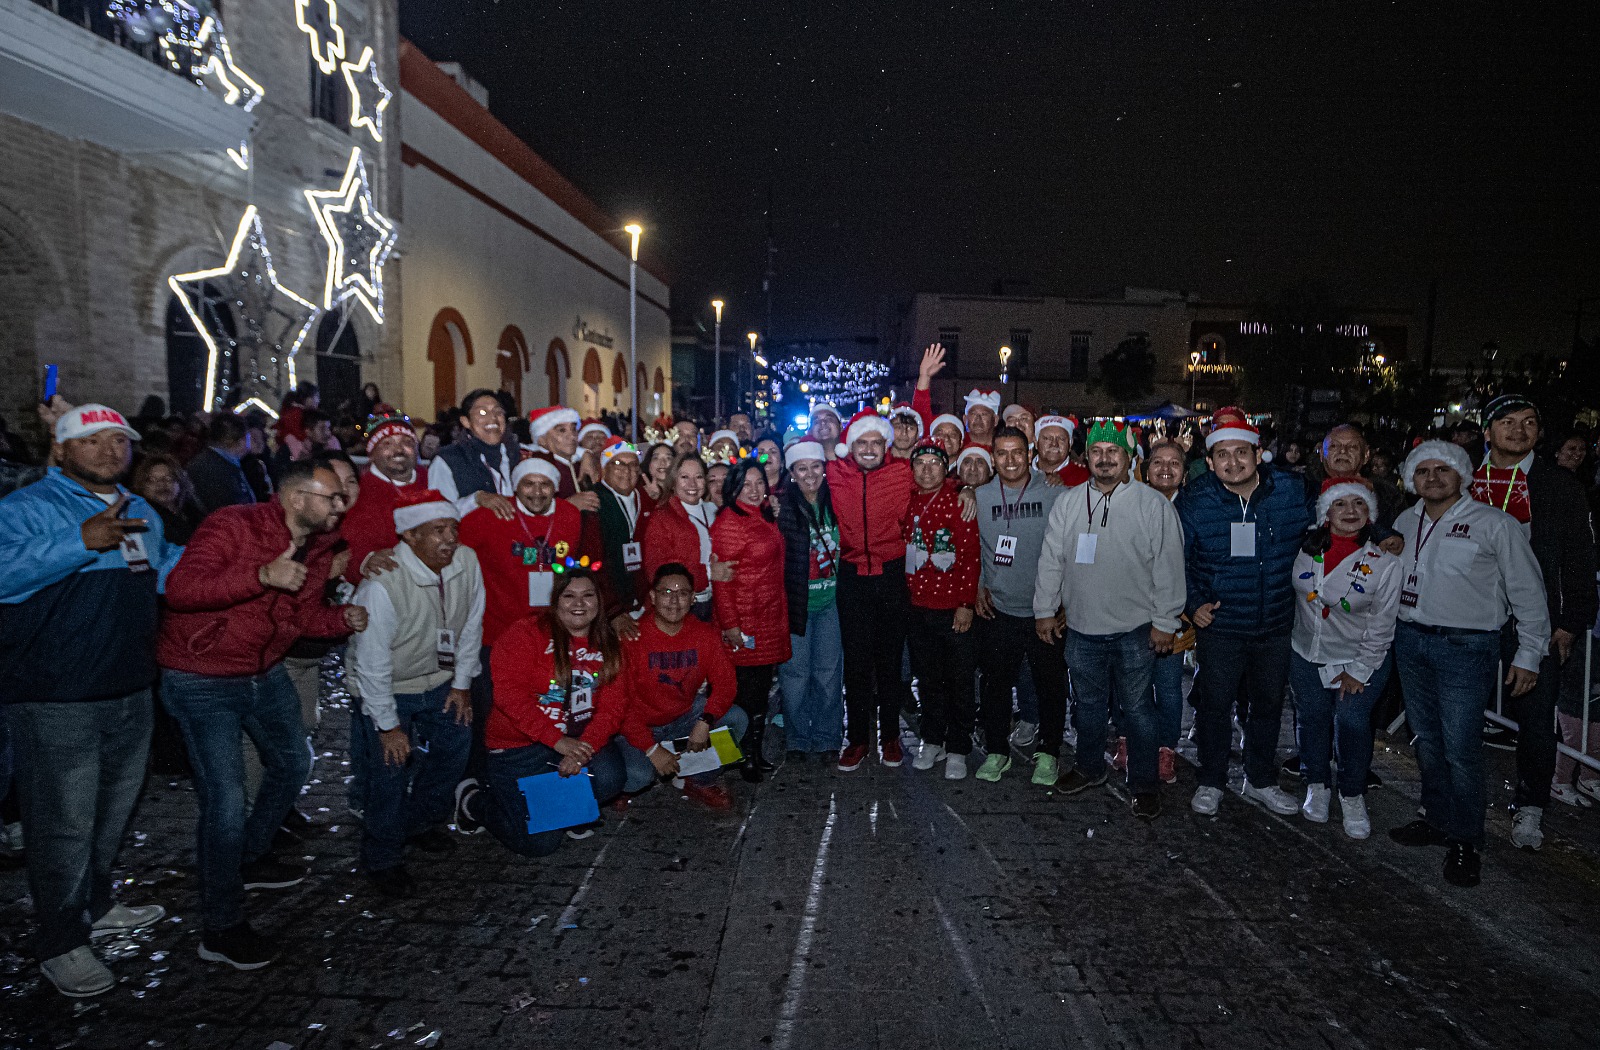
[517,770,600,835]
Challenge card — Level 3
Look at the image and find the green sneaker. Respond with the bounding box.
[976,754,1012,782]
[1031,753,1060,787]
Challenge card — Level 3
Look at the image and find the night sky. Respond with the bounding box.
[399,0,1597,363]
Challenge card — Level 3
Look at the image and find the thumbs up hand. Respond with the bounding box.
[259,543,308,592]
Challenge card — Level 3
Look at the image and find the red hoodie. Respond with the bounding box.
[158,502,351,676]
[826,455,913,576]
[459,500,587,646]
[486,614,626,751]
[903,480,979,610]
[711,505,792,667]
[620,615,737,751]
[339,468,431,579]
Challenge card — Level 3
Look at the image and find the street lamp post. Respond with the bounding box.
[624,222,642,440]
[998,345,1012,403]
[747,332,762,417]
[1189,350,1201,408]
[711,299,725,424]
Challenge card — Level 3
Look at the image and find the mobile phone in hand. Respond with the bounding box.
[41,364,57,405]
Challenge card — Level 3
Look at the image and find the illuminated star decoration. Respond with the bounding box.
[340,46,393,143]
[168,206,322,410]
[193,17,263,169]
[304,148,398,323]
[296,0,347,76]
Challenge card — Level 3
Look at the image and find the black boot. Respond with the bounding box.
[741,715,774,782]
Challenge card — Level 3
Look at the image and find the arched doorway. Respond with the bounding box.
[315,310,362,419]
[497,326,529,412]
[581,347,603,416]
[544,338,570,407]
[427,308,473,415]
[166,282,237,416]
[612,353,628,412]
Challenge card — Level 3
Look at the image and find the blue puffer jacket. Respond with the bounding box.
[1175,467,1311,638]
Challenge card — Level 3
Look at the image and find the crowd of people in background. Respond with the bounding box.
[4,346,1599,999]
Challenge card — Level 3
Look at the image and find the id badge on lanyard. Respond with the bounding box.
[622,541,642,570]
[994,534,1018,567]
[119,531,151,572]
[529,570,554,607]
[436,628,456,669]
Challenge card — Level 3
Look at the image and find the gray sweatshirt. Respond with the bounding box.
[1034,479,1187,635]
[976,470,1065,618]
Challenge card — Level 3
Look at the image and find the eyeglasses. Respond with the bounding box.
[654,587,694,600]
[299,489,348,506]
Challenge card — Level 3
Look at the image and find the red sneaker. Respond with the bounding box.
[611,795,632,815]
[837,744,868,772]
[681,781,733,810]
[1158,747,1177,785]
[881,739,904,767]
[1109,736,1128,772]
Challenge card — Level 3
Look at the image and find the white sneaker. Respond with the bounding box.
[40,946,114,998]
[1550,783,1592,809]
[913,742,946,771]
[1190,786,1222,816]
[944,753,968,780]
[1009,720,1039,751]
[1339,795,1371,840]
[1241,782,1300,815]
[1302,785,1331,823]
[1511,806,1544,851]
[90,903,166,938]
[2,820,21,851]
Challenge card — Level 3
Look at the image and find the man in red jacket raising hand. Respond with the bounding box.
[157,461,368,971]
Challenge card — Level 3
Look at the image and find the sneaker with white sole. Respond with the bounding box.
[913,743,946,771]
[1510,806,1544,851]
[1339,795,1371,839]
[453,778,485,835]
[1576,779,1600,805]
[1551,783,1592,809]
[90,902,165,938]
[1241,782,1300,815]
[1302,784,1331,823]
[1009,720,1038,751]
[944,754,969,780]
[40,946,114,998]
[1191,786,1223,815]
[975,754,1012,782]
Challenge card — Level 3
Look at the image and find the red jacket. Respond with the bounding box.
[486,614,626,751]
[459,501,587,647]
[339,468,431,579]
[642,497,713,595]
[903,480,979,610]
[826,456,914,576]
[1057,462,1090,487]
[621,615,737,751]
[158,502,351,676]
[711,505,792,666]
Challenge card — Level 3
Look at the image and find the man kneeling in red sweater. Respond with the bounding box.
[618,562,747,810]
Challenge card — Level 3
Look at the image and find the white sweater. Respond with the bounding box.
[1289,540,1402,685]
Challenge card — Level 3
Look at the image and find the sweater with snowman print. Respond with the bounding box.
[903,479,979,611]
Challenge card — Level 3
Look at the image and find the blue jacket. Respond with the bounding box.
[1175,467,1311,638]
[0,469,181,704]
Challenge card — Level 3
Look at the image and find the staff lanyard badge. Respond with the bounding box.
[1229,494,1256,557]
[622,541,642,570]
[1074,533,1097,565]
[119,531,151,572]
[993,534,1018,567]
[436,628,457,670]
[529,569,554,607]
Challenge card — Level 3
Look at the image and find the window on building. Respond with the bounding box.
[310,54,351,129]
[937,327,960,364]
[1069,332,1092,381]
[1008,328,1031,377]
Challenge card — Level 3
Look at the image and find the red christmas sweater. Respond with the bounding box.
[485,614,626,751]
[902,479,978,610]
[1469,462,1531,524]
[620,615,737,751]
[458,500,588,646]
[339,468,431,580]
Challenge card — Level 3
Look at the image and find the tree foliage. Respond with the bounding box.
[1095,334,1156,409]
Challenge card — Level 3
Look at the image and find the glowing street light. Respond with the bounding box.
[624,222,643,438]
[711,298,725,422]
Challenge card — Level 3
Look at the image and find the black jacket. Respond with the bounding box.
[776,482,835,638]
[186,446,256,516]
[594,484,648,618]
[1526,456,1597,637]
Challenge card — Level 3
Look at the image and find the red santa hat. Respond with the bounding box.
[364,414,416,455]
[1034,414,1074,439]
[1001,402,1035,425]
[809,402,843,429]
[929,412,965,438]
[836,408,894,458]
[393,489,458,533]
[600,437,639,467]
[528,405,581,440]
[511,457,562,488]
[784,438,827,468]
[1205,406,1260,449]
[1316,478,1380,522]
[1400,439,1473,495]
[954,442,993,469]
[578,418,611,443]
[963,388,1002,416]
[887,402,923,435]
[707,429,741,451]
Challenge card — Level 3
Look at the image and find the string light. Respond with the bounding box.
[303,147,398,323]
[771,355,891,408]
[295,0,346,76]
[231,396,280,420]
[194,18,262,112]
[168,206,321,410]
[340,45,392,143]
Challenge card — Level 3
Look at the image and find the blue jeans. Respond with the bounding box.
[618,696,749,792]
[1151,652,1187,750]
[1065,626,1159,792]
[352,683,472,872]
[6,692,152,960]
[161,666,310,932]
[1288,652,1391,797]
[777,602,844,753]
[482,740,625,857]
[1193,632,1291,790]
[1394,623,1498,845]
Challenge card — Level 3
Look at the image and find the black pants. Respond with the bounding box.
[1501,621,1560,809]
[907,606,978,755]
[735,664,778,719]
[1193,632,1291,789]
[837,559,911,747]
[978,611,1068,756]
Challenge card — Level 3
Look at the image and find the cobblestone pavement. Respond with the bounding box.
[5,696,1600,1050]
